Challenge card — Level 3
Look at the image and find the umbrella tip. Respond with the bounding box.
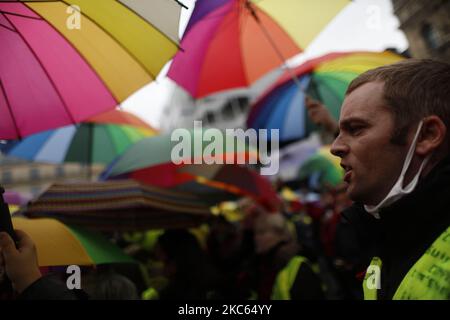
[174,0,188,10]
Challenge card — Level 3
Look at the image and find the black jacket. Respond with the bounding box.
[342,154,450,300]
[18,276,86,300]
[239,241,324,300]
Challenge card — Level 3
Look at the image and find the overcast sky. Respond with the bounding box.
[122,0,409,129]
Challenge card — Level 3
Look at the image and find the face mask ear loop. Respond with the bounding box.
[364,121,426,216]
[402,155,430,193]
[397,121,424,189]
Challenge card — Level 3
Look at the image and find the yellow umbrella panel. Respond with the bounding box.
[12,218,135,267]
[255,0,349,49]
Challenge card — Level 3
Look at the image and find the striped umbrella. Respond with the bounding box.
[23,180,213,231]
[12,217,135,267]
[0,0,180,139]
[247,51,405,142]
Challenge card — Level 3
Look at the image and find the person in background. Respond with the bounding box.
[83,267,139,300]
[150,229,221,300]
[305,96,340,139]
[239,211,324,300]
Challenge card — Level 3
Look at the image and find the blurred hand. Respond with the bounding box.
[0,230,42,294]
[305,96,339,136]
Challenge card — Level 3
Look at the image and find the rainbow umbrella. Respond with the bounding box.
[0,109,158,166]
[168,0,348,98]
[247,51,405,142]
[12,217,135,267]
[276,134,322,182]
[0,0,180,139]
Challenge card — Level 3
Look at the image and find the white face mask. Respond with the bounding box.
[364,121,431,218]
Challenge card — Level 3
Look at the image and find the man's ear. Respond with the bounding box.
[416,116,447,156]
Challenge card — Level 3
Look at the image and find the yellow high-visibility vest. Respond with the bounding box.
[363,226,450,300]
[271,256,307,300]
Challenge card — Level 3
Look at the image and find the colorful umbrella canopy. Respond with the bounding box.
[0,109,158,165]
[168,0,348,98]
[117,0,182,44]
[173,179,239,204]
[247,51,405,142]
[23,180,213,231]
[275,134,322,182]
[101,129,258,187]
[100,131,270,206]
[0,0,179,139]
[12,217,135,267]
[298,146,343,190]
[179,164,281,212]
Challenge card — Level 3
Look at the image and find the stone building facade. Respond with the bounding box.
[393,0,449,61]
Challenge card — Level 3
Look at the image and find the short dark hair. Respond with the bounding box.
[347,59,450,145]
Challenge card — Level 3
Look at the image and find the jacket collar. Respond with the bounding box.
[343,154,450,256]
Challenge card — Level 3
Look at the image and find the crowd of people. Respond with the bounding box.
[0,185,362,300]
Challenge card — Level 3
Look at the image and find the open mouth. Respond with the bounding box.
[341,163,353,183]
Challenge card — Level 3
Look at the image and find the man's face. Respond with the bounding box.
[331,82,409,205]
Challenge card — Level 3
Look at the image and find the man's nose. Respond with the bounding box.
[330,135,348,158]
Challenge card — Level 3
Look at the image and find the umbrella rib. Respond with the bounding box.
[0,78,21,139]
[238,5,251,85]
[173,0,188,10]
[0,20,16,33]
[0,10,43,20]
[2,13,78,126]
